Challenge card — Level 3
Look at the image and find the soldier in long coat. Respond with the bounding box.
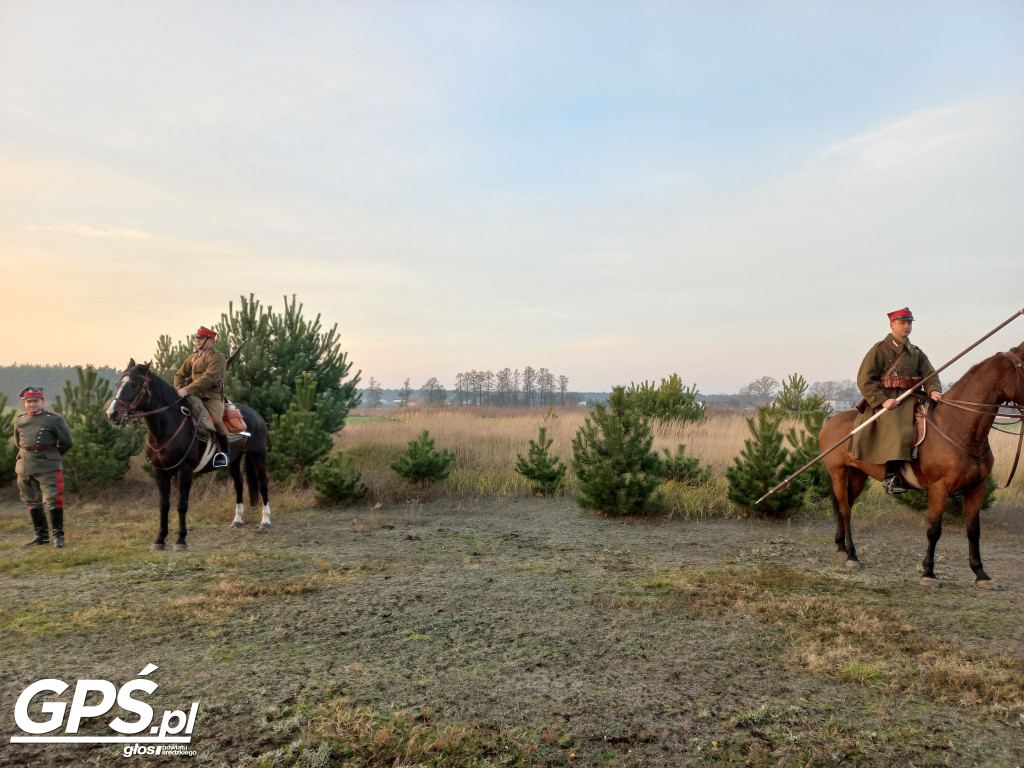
[850,307,943,493]
[15,387,74,547]
[174,326,230,468]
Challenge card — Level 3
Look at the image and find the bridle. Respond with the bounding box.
[110,370,201,471]
[923,351,1024,489]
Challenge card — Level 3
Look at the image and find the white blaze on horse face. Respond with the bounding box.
[106,376,131,419]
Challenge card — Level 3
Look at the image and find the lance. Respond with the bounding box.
[755,307,1024,505]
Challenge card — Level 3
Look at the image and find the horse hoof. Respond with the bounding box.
[173,543,187,552]
[231,521,243,529]
[259,522,271,531]
[845,559,860,569]
[150,543,166,552]
[976,579,1000,591]
[920,577,941,588]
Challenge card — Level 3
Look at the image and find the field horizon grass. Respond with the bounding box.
[333,405,1024,520]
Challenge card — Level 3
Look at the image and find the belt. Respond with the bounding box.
[21,443,57,452]
[881,375,921,390]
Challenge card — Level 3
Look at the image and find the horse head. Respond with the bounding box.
[1004,342,1024,405]
[106,358,157,425]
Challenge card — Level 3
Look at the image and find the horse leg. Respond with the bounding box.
[829,467,863,568]
[921,483,949,587]
[255,456,271,530]
[153,470,172,551]
[230,459,245,528]
[174,470,192,551]
[962,483,996,589]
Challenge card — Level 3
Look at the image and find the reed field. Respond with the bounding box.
[334,405,1024,519]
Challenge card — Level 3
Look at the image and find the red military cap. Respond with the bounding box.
[887,307,914,322]
[195,326,217,339]
[19,386,44,400]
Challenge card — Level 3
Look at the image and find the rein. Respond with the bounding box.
[114,371,202,471]
[924,352,1024,489]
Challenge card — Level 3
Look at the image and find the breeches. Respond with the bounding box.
[202,397,228,436]
[18,471,64,513]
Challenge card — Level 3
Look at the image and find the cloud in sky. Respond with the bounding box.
[1,1,1022,392]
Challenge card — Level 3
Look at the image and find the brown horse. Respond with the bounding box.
[819,342,1024,587]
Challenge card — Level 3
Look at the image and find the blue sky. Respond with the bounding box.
[2,1,1022,393]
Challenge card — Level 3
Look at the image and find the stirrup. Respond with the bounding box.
[883,475,908,495]
[213,452,229,468]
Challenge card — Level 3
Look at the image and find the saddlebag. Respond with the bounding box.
[223,403,247,434]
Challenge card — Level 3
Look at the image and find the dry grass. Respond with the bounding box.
[338,406,1024,516]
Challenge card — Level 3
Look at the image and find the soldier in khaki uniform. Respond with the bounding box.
[850,307,943,493]
[15,387,74,547]
[174,326,230,468]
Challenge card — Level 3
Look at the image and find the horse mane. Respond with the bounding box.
[943,346,1021,401]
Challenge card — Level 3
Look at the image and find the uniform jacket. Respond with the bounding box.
[174,348,227,401]
[15,410,74,475]
[850,334,941,464]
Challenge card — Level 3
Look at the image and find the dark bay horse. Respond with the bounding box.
[106,359,271,551]
[819,343,1024,587]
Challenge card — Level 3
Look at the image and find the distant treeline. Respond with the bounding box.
[0,364,120,407]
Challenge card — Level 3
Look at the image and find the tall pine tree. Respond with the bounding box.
[726,405,809,517]
[571,388,663,516]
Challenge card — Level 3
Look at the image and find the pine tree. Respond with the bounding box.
[515,426,567,495]
[0,395,18,488]
[726,405,809,517]
[311,451,368,506]
[53,366,144,492]
[776,373,832,498]
[571,387,663,516]
[391,430,454,484]
[265,374,335,482]
[660,443,713,485]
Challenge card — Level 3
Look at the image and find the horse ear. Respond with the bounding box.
[138,361,151,374]
[128,358,136,368]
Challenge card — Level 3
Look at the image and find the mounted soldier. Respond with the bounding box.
[16,386,74,547]
[850,307,943,493]
[175,326,230,468]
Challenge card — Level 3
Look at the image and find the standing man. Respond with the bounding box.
[850,307,943,493]
[16,387,74,547]
[174,326,230,468]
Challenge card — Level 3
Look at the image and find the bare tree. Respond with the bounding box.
[365,376,383,408]
[420,377,447,406]
[558,374,569,405]
[738,376,778,407]
[522,366,536,407]
[399,377,412,407]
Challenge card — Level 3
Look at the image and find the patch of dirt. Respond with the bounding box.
[1,496,1023,766]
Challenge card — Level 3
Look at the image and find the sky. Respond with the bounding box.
[1,1,1023,394]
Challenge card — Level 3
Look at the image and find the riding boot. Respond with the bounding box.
[883,461,908,494]
[50,507,65,548]
[25,507,50,545]
[213,434,230,469]
[49,507,64,548]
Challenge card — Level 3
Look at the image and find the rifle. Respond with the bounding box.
[755,307,1024,505]
[226,338,248,369]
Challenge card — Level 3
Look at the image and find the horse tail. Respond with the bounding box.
[244,454,260,507]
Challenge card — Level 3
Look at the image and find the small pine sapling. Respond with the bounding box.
[515,426,567,495]
[390,430,455,484]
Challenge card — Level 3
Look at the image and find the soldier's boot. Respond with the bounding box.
[883,461,908,494]
[50,508,65,549]
[213,434,230,469]
[25,507,49,546]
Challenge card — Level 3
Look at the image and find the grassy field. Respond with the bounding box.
[1,407,1022,767]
